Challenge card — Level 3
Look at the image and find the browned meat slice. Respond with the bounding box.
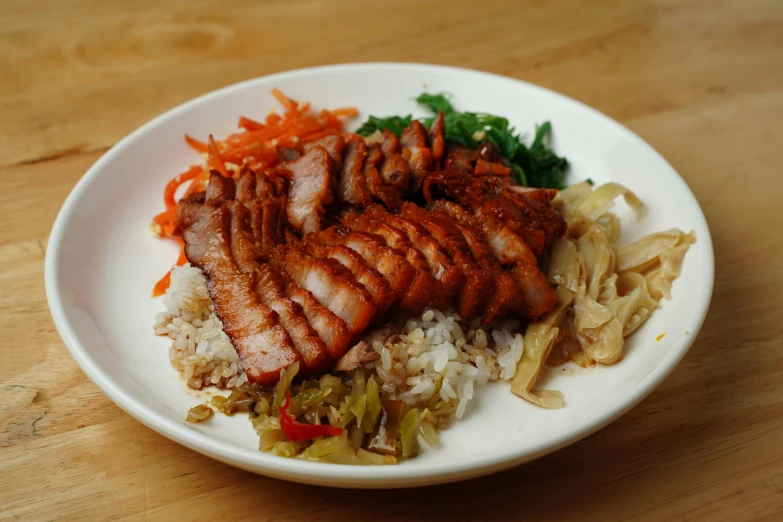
[364,143,402,209]
[360,205,463,309]
[422,171,559,318]
[205,171,236,202]
[379,130,410,195]
[182,204,301,386]
[474,159,511,176]
[235,170,257,204]
[379,129,400,157]
[401,120,434,191]
[246,198,287,253]
[226,202,330,374]
[501,187,567,247]
[470,205,555,320]
[333,341,378,372]
[302,238,395,322]
[282,280,350,360]
[428,112,445,164]
[255,170,286,199]
[477,141,507,164]
[421,167,471,203]
[474,142,512,176]
[507,184,559,202]
[429,201,524,323]
[276,244,376,338]
[336,134,372,206]
[422,169,565,254]
[332,323,395,372]
[276,146,335,234]
[362,323,398,345]
[277,146,301,163]
[302,135,346,169]
[342,208,429,274]
[316,227,430,315]
[399,204,492,320]
[343,207,456,309]
[253,264,333,373]
[444,145,476,173]
[483,196,547,254]
[177,192,206,232]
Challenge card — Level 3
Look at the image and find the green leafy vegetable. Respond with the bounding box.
[355,92,569,188]
[356,115,413,137]
[415,92,455,114]
[513,122,569,190]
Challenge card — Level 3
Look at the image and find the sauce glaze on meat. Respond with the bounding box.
[177,119,565,385]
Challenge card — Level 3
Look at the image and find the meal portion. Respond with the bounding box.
[153,91,693,463]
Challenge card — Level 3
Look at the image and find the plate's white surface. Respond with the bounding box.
[45,63,713,488]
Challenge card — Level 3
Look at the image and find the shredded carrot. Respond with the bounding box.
[265,112,282,126]
[185,134,208,153]
[151,247,188,297]
[238,116,265,131]
[207,135,229,177]
[151,89,358,296]
[163,165,202,208]
[222,123,289,148]
[221,141,266,164]
[332,107,358,118]
[300,128,339,142]
[271,88,296,115]
[153,207,178,226]
[151,270,172,298]
[276,118,324,144]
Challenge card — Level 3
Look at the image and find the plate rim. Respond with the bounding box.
[44,62,715,488]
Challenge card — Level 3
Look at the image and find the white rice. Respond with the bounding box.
[155,265,525,420]
[370,309,524,419]
[154,265,247,390]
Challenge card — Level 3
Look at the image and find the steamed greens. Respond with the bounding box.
[356,92,569,189]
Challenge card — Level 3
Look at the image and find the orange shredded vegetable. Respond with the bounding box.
[150,89,357,296]
[300,128,339,142]
[185,134,208,153]
[207,135,229,177]
[151,247,188,297]
[271,88,296,115]
[332,107,358,119]
[238,116,265,131]
[163,165,203,208]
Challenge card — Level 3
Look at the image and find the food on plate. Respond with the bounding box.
[152,91,693,463]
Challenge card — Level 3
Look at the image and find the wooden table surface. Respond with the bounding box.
[2,0,782,519]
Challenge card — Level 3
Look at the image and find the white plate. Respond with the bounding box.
[45,63,713,488]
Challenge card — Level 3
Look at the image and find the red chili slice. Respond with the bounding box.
[279,390,343,442]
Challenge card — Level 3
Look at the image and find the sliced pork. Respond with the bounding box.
[399,203,493,319]
[277,146,335,234]
[177,126,569,385]
[354,205,463,309]
[401,120,434,191]
[428,201,523,322]
[428,112,445,164]
[336,134,372,206]
[182,203,301,386]
[226,201,331,374]
[277,244,376,338]
[316,226,430,315]
[364,143,402,209]
[302,237,395,322]
[302,134,346,169]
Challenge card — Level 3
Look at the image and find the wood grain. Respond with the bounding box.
[1,0,782,519]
